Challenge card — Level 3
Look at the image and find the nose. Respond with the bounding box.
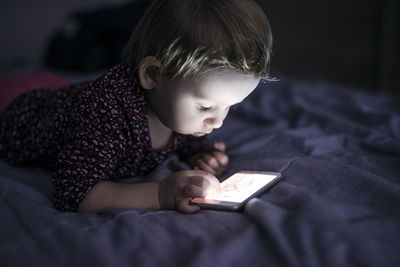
[204,117,223,129]
[204,110,227,129]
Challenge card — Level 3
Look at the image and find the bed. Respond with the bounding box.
[1,76,399,266]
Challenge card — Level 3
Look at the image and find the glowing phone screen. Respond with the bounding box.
[205,173,277,203]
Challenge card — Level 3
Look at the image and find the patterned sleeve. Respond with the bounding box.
[176,135,213,161]
[52,87,127,212]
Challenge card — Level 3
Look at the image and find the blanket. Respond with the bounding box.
[1,79,399,267]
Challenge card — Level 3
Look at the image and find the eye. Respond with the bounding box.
[198,105,212,112]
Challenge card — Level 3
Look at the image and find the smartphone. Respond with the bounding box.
[191,171,282,211]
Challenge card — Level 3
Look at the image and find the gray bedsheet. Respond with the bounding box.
[1,79,399,267]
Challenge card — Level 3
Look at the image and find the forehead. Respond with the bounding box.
[190,70,259,105]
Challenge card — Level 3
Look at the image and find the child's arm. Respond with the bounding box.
[78,170,220,213]
[78,181,160,213]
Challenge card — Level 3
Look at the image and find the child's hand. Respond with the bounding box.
[158,170,221,213]
[188,142,229,177]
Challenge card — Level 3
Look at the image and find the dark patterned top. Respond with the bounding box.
[0,64,211,212]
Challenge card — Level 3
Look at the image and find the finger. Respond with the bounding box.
[196,159,217,176]
[212,150,229,166]
[213,142,225,152]
[198,156,226,178]
[182,184,207,198]
[194,164,222,190]
[188,154,203,168]
[188,175,211,188]
[177,198,201,213]
[199,154,219,169]
[186,170,221,189]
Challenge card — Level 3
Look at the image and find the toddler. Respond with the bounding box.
[0,0,272,213]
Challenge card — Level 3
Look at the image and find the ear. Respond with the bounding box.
[138,56,161,90]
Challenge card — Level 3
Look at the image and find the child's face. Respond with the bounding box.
[146,69,260,136]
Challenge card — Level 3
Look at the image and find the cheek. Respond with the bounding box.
[173,106,199,124]
[171,105,204,131]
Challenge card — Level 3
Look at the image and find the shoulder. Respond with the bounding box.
[90,63,143,98]
[65,64,147,130]
[77,63,143,106]
[96,63,136,87]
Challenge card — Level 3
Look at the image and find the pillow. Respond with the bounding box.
[0,71,69,113]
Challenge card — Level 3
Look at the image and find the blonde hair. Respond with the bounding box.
[125,0,273,80]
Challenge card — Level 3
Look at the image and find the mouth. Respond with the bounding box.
[193,131,212,137]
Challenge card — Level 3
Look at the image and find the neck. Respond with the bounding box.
[145,108,173,150]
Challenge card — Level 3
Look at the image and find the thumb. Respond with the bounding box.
[213,142,225,152]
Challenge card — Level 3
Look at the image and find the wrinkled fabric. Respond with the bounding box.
[0,80,399,267]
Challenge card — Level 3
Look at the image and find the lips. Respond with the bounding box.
[193,132,206,137]
[193,131,212,137]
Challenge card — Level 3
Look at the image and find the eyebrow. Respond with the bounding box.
[194,96,240,107]
[192,86,241,107]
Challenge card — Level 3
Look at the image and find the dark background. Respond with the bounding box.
[0,0,399,94]
[257,0,400,94]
